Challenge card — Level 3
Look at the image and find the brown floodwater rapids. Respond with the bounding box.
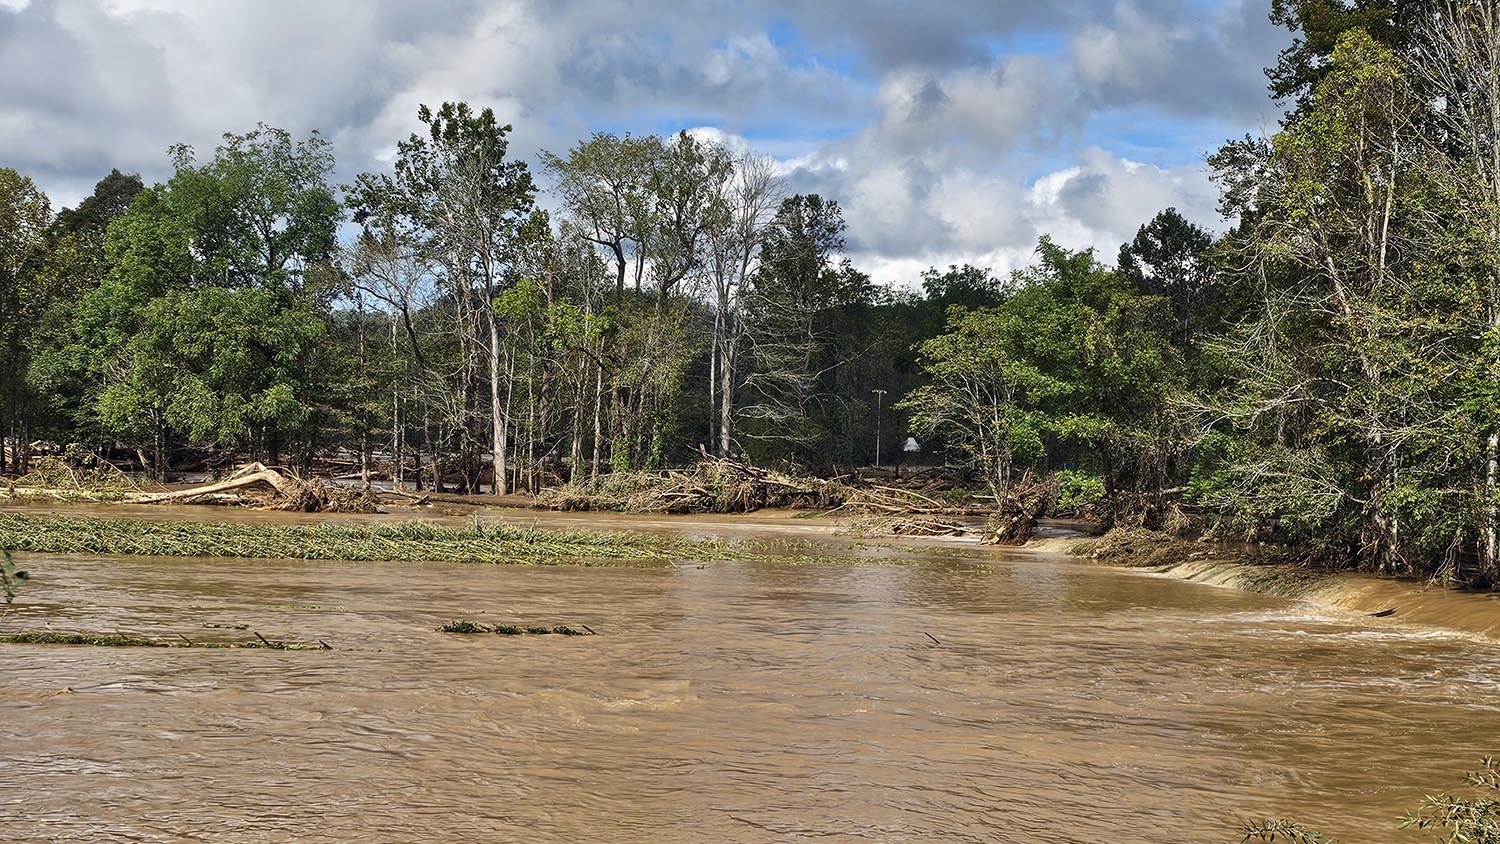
[3,504,1500,842]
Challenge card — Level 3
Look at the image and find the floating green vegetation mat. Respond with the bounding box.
[0,513,721,565]
[0,630,328,649]
[439,620,593,636]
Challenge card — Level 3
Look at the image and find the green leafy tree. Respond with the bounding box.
[1267,0,1419,115]
[1118,208,1215,347]
[901,306,1055,501]
[1198,30,1474,572]
[0,168,52,471]
[166,124,339,292]
[542,132,662,298]
[24,171,145,448]
[35,127,342,477]
[903,240,1182,511]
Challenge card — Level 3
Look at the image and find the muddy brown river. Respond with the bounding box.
[3,506,1499,842]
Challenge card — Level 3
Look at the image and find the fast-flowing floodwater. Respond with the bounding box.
[3,507,1499,842]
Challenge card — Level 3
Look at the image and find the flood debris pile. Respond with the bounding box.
[981,475,1058,545]
[1,459,387,514]
[1079,526,1303,574]
[842,514,976,539]
[0,512,712,565]
[439,620,594,636]
[536,458,993,523]
[2,456,143,503]
[1078,526,1204,567]
[132,462,382,514]
[536,459,852,513]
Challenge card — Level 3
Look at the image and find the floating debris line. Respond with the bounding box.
[439,620,593,636]
[0,631,330,649]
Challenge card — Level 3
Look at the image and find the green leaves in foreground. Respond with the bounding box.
[1239,819,1338,843]
[1243,758,1500,844]
[0,513,716,566]
[1399,757,1500,844]
[1,550,28,603]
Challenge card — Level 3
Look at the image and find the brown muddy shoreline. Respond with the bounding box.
[1030,531,1500,640]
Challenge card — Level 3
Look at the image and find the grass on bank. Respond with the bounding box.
[0,512,719,565]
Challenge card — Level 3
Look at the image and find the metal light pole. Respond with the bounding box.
[871,389,888,468]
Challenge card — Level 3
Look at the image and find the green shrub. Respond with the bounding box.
[1054,469,1105,512]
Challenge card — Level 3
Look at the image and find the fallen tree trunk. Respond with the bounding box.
[132,463,380,513]
[132,464,303,504]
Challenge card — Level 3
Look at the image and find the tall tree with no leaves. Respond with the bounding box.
[706,152,782,457]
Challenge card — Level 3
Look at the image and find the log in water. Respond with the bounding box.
[1,505,1497,842]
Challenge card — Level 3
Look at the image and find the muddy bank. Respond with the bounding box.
[1042,531,1500,640]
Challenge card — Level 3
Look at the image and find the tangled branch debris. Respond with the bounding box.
[536,459,845,513]
[842,514,978,538]
[1,459,388,513]
[2,456,142,502]
[536,458,990,517]
[981,476,1057,545]
[132,463,382,513]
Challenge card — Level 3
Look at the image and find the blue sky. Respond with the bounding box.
[0,0,1288,282]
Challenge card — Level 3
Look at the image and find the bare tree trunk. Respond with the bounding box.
[1487,315,1500,578]
[360,432,371,490]
[719,332,735,458]
[426,414,440,494]
[591,361,604,478]
[487,310,508,496]
[153,414,166,483]
[501,346,516,495]
[708,320,718,452]
[392,390,403,492]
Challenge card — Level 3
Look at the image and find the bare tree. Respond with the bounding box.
[706,153,782,457]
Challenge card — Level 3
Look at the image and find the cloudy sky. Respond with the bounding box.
[0,0,1287,283]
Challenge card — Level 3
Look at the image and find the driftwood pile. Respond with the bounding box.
[535,458,997,525]
[2,460,396,514]
[131,463,384,513]
[536,459,848,513]
[981,475,1057,546]
[843,514,978,539]
[3,456,141,502]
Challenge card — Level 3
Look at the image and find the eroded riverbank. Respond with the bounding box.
[2,504,1498,842]
[1034,530,1500,642]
